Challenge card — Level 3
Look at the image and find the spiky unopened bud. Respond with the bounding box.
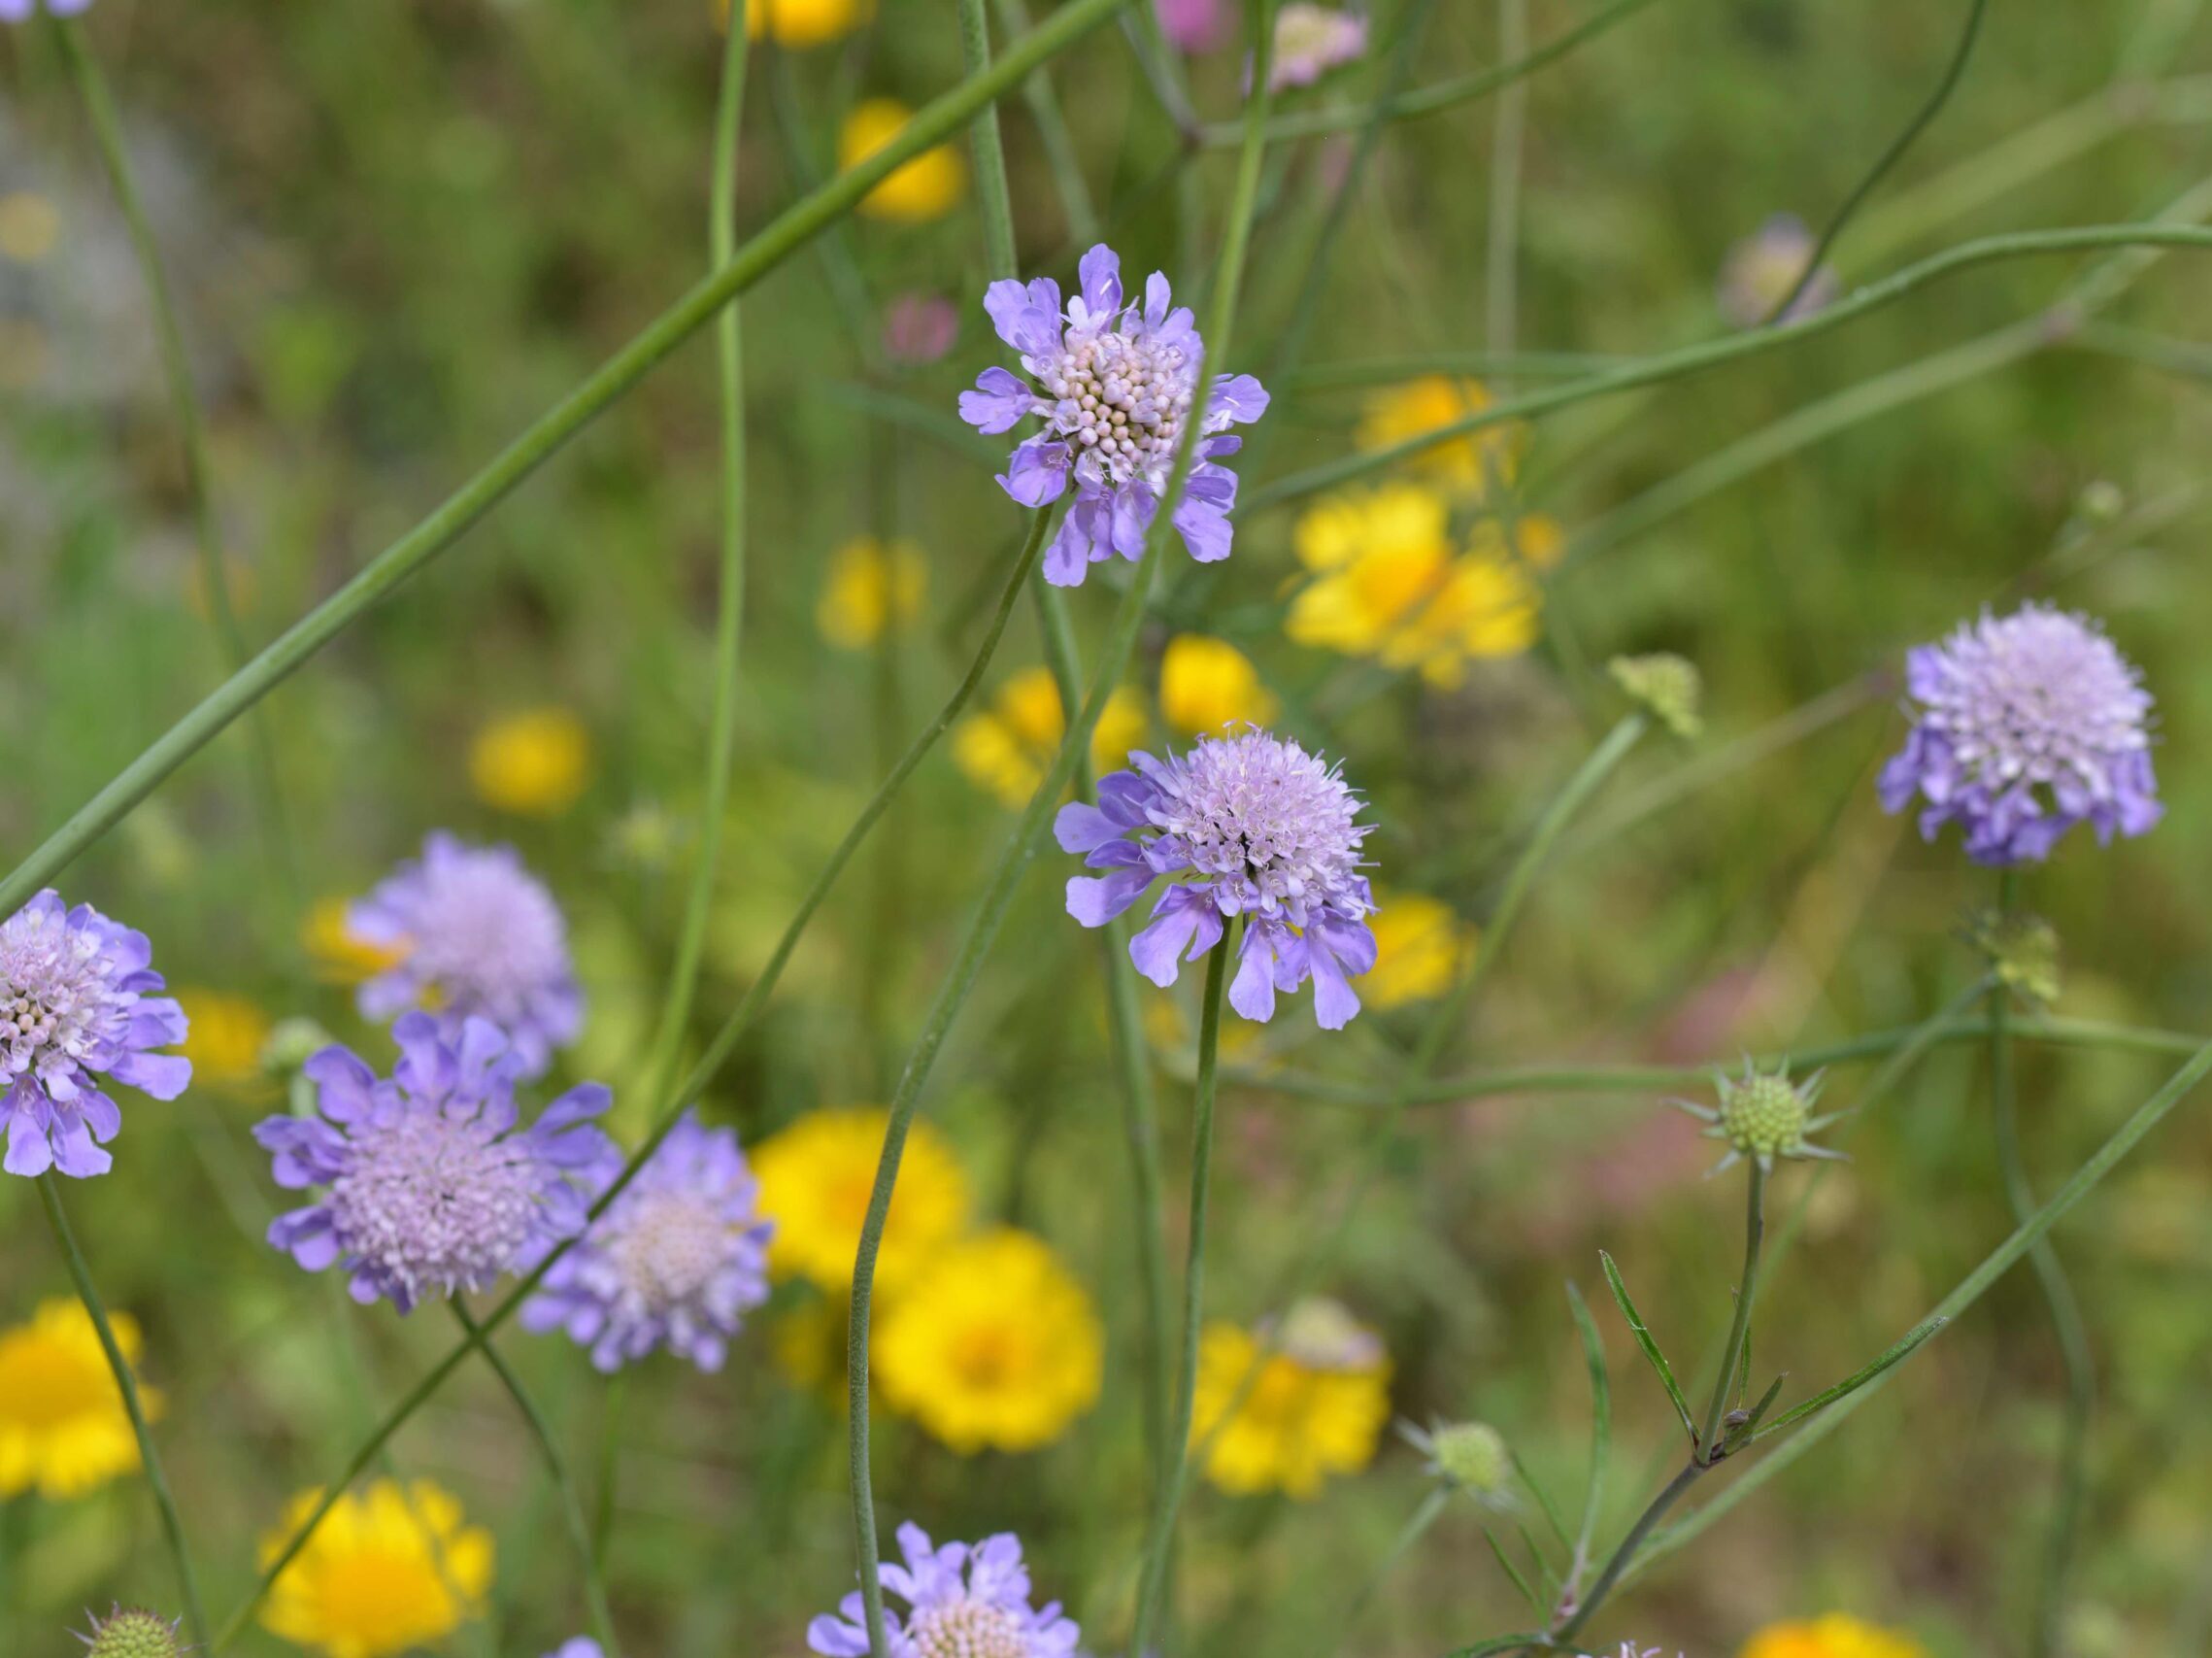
[1718,1069,1809,1161]
[1608,654,1703,738]
[1965,908,2061,1005]
[81,1607,185,1658]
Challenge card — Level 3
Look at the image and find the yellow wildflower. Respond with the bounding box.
[301,898,406,986]
[733,0,872,48]
[1740,1612,1927,1658]
[839,99,965,224]
[468,707,590,817]
[1470,510,1565,570]
[175,989,275,1094]
[753,1106,969,1295]
[1190,1302,1391,1498]
[258,1479,493,1658]
[818,536,927,649]
[1362,892,1475,1011]
[1159,634,1278,733]
[769,1291,849,1400]
[878,1229,1103,1453]
[0,1300,160,1501]
[1356,375,1525,494]
[952,666,1147,808]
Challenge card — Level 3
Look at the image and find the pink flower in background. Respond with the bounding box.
[883,292,959,366]
[1268,3,1368,92]
[1156,0,1228,53]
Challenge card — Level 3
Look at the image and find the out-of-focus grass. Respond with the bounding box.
[3,0,2212,1653]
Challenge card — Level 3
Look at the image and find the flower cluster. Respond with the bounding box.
[1878,603,2161,865]
[522,1110,774,1373]
[809,1523,1080,1658]
[0,890,189,1180]
[1057,727,1377,1029]
[959,244,1268,586]
[256,1014,615,1312]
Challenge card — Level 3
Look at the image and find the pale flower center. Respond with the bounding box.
[909,1597,1027,1658]
[609,1190,730,1311]
[1035,329,1194,488]
[330,1114,540,1297]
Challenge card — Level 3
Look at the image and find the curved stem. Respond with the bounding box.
[37,1175,207,1648]
[642,0,752,1106]
[1697,1162,1766,1455]
[450,1305,618,1655]
[1130,933,1233,1658]
[1764,0,1990,321]
[1549,1460,1703,1646]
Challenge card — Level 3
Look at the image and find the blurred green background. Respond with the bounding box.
[3,0,2212,1653]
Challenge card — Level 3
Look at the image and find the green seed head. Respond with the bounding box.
[83,1608,185,1658]
[1966,908,2061,1005]
[1608,654,1703,739]
[1427,1421,1511,1494]
[1717,1068,1810,1161]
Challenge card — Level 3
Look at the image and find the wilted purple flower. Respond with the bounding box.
[0,0,95,19]
[808,1522,1081,1658]
[350,833,583,1079]
[958,243,1268,588]
[521,1110,773,1372]
[1056,727,1377,1030]
[1267,4,1368,91]
[884,292,960,366]
[1879,603,2161,866]
[0,891,189,1180]
[1717,214,1840,327]
[255,1013,616,1313]
[1156,0,1227,52]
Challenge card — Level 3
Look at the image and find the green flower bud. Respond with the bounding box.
[82,1608,185,1658]
[1428,1421,1510,1494]
[1965,908,2061,1006]
[1674,1061,1843,1175]
[1608,654,1703,739]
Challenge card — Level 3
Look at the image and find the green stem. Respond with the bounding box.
[989,0,1101,246]
[642,0,753,1108]
[1487,0,1529,361]
[843,6,1280,1647]
[593,1371,624,1564]
[37,1175,207,1648]
[449,1305,618,1655]
[53,18,299,919]
[0,0,1136,920]
[1765,0,1989,321]
[1990,870,2095,1658]
[959,0,1020,277]
[1549,1460,1704,1646]
[217,508,1057,1653]
[1697,1162,1766,1457]
[1242,223,2212,516]
[1130,934,1233,1658]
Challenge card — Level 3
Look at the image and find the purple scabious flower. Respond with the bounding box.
[350,833,583,1079]
[255,1013,616,1313]
[957,244,1268,588]
[1056,727,1377,1030]
[808,1522,1081,1658]
[1267,4,1369,92]
[0,891,189,1180]
[0,0,95,19]
[1878,602,2162,866]
[520,1110,773,1373]
[542,1644,603,1658]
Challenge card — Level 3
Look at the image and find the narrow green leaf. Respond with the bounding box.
[1740,1371,1788,1436]
[1511,1446,1574,1555]
[1563,1279,1611,1564]
[1517,1520,1562,1595]
[1752,1315,1947,1441]
[1599,1250,1698,1445]
[1482,1525,1545,1615]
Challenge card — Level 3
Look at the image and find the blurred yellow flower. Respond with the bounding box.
[1190,1301,1391,1498]
[469,707,590,817]
[952,666,1147,808]
[176,989,275,1093]
[878,1229,1103,1453]
[1159,634,1278,733]
[839,99,965,224]
[301,897,406,986]
[0,1300,159,1501]
[1470,510,1565,570]
[769,1290,849,1399]
[1288,485,1541,686]
[753,1106,969,1295]
[258,1479,493,1658]
[1356,375,1525,494]
[1362,892,1475,1010]
[1740,1613,1927,1658]
[737,0,871,47]
[818,536,927,649]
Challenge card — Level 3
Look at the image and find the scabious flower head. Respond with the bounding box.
[1056,727,1377,1029]
[753,1106,970,1295]
[542,1642,604,1658]
[1362,891,1475,1011]
[1610,653,1704,738]
[1267,3,1368,91]
[883,292,960,366]
[0,0,94,19]
[1398,1417,1512,1503]
[1740,1611,1927,1658]
[958,244,1268,587]
[255,1014,616,1313]
[841,99,966,223]
[78,1607,184,1658]
[0,1299,160,1499]
[1160,634,1278,733]
[1879,603,2160,866]
[1190,1312,1391,1497]
[819,536,928,649]
[349,833,584,1077]
[1356,377,1525,494]
[521,1110,773,1372]
[1674,1060,1840,1176]
[952,666,1147,809]
[808,1522,1081,1658]
[877,1229,1104,1454]
[1719,214,1841,327]
[0,891,189,1179]
[469,708,591,817]
[258,1478,493,1658]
